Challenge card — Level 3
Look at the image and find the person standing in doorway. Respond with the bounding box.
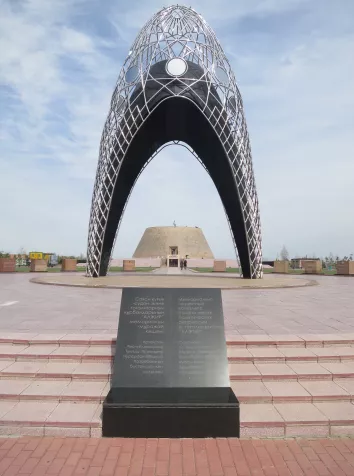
[180,258,184,270]
[183,258,187,270]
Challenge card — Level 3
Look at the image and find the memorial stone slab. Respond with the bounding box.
[103,288,239,437]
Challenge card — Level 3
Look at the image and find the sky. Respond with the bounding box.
[0,0,353,260]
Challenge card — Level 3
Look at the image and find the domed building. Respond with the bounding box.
[133,226,214,267]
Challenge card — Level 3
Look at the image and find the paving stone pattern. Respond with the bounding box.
[2,436,354,475]
[2,337,354,437]
[2,273,354,449]
[1,273,354,335]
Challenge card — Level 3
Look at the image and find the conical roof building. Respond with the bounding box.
[133,226,214,259]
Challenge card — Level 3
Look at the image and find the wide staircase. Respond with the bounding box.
[1,334,354,437]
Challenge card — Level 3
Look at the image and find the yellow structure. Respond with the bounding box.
[29,252,53,262]
[29,251,43,260]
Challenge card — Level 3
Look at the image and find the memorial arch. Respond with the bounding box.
[86,5,263,279]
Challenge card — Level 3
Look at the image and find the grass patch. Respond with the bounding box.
[16,266,62,273]
[108,267,157,272]
[190,267,213,273]
[191,267,241,273]
[15,267,30,273]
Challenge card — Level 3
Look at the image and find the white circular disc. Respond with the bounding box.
[125,65,138,83]
[166,58,188,77]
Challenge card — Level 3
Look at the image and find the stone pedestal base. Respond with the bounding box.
[61,259,77,272]
[213,260,226,272]
[102,388,239,438]
[30,260,47,272]
[123,260,135,271]
[274,261,289,273]
[0,258,16,273]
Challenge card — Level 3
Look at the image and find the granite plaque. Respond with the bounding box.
[103,287,239,437]
[111,288,229,402]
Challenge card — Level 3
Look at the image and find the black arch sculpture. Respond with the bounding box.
[86,5,263,278]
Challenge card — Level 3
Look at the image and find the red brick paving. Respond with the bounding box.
[2,438,354,475]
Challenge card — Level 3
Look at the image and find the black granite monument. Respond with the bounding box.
[102,288,239,437]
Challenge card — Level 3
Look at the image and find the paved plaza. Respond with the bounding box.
[1,272,353,336]
[2,436,354,476]
[30,271,313,290]
[1,270,354,472]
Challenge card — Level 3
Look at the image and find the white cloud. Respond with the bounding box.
[0,0,353,260]
[111,0,311,31]
[0,0,116,177]
[60,27,95,54]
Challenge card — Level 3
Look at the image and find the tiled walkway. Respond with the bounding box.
[1,436,354,475]
[1,273,354,335]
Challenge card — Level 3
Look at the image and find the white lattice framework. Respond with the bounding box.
[86,5,262,278]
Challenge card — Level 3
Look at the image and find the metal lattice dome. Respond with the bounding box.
[86,5,263,278]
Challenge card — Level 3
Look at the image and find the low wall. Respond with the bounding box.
[187,259,239,269]
[303,260,322,274]
[110,258,240,269]
[110,258,162,268]
[274,261,289,273]
[62,259,77,272]
[213,260,227,272]
[336,261,354,275]
[0,258,16,273]
[123,260,135,271]
[30,259,47,272]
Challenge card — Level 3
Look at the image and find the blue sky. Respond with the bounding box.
[0,0,353,260]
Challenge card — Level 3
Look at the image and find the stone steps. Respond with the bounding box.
[3,359,354,381]
[240,401,354,438]
[3,342,354,363]
[0,379,108,402]
[0,344,114,362]
[0,361,111,380]
[2,334,354,346]
[0,400,102,437]
[0,378,353,404]
[1,399,354,438]
[229,361,354,380]
[1,334,354,438]
[232,379,354,403]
